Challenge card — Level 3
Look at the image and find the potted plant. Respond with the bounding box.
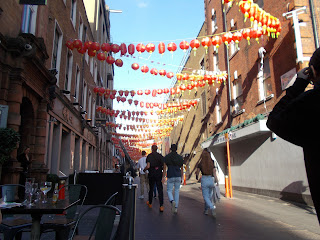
[0,128,20,180]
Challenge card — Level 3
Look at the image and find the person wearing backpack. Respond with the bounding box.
[144,144,165,212]
[163,144,184,214]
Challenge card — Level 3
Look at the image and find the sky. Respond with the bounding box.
[107,0,205,134]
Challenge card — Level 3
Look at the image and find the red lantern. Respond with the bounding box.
[150,68,158,76]
[190,39,201,56]
[159,70,166,77]
[131,63,139,70]
[128,99,133,105]
[97,52,106,61]
[170,88,176,95]
[120,97,126,103]
[201,37,212,54]
[118,90,124,96]
[167,42,177,53]
[140,101,144,108]
[110,95,115,100]
[120,43,127,56]
[242,28,251,44]
[111,44,120,53]
[87,49,96,57]
[84,41,93,50]
[152,89,157,97]
[250,28,263,43]
[183,73,189,81]
[66,40,74,50]
[101,43,111,52]
[221,32,233,47]
[116,96,121,102]
[157,89,163,94]
[93,87,99,93]
[77,47,86,54]
[136,43,146,54]
[134,100,139,106]
[144,89,151,95]
[232,32,243,48]
[179,41,190,52]
[73,39,82,50]
[146,43,155,54]
[137,90,143,95]
[124,90,129,97]
[106,56,115,64]
[115,59,123,67]
[166,72,174,79]
[90,42,100,51]
[163,88,169,94]
[176,73,183,82]
[158,42,166,55]
[141,65,149,74]
[105,89,111,95]
[239,0,251,22]
[112,90,117,95]
[128,44,135,55]
[130,90,135,97]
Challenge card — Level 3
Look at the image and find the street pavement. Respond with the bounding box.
[15,178,320,239]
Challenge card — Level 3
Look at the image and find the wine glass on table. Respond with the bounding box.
[40,182,52,203]
[27,183,38,207]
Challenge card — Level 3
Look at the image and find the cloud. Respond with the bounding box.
[137,1,148,8]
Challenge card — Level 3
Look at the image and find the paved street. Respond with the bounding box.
[14,179,320,240]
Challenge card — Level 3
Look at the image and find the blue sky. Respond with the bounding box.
[108,0,204,102]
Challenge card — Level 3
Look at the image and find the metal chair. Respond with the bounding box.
[0,184,32,240]
[40,184,88,239]
[104,192,119,206]
[69,205,121,240]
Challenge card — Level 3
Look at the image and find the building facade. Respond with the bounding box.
[165,0,320,206]
[0,0,114,183]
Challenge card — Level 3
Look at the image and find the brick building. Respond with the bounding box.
[0,0,115,183]
[164,0,320,206]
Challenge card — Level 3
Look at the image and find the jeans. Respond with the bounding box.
[148,175,163,206]
[166,177,181,208]
[201,175,215,210]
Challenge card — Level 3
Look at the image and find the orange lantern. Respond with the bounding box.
[211,36,222,52]
[221,32,233,47]
[232,32,243,48]
[242,28,252,44]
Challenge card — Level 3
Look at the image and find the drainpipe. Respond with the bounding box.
[309,0,319,48]
[222,6,233,127]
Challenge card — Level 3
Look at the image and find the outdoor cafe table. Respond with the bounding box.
[1,198,80,240]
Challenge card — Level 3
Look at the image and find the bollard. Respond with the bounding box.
[114,183,137,240]
[183,173,186,185]
[225,175,230,198]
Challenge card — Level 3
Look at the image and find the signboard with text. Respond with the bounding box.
[19,0,47,5]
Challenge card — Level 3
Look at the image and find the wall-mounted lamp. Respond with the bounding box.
[72,102,79,105]
[81,111,87,115]
[60,90,70,94]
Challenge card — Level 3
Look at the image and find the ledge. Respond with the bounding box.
[257,94,274,106]
[232,108,245,117]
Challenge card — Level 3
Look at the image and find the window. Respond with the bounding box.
[65,51,73,91]
[85,35,89,64]
[200,58,205,71]
[213,52,219,72]
[52,22,63,85]
[216,96,222,124]
[92,99,96,126]
[83,82,87,111]
[212,13,217,34]
[70,0,77,27]
[74,65,80,101]
[232,76,244,112]
[88,91,92,121]
[258,57,272,100]
[94,62,98,84]
[201,91,207,117]
[78,16,83,40]
[22,5,38,34]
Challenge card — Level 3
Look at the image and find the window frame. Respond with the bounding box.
[232,76,244,112]
[65,50,73,94]
[74,65,81,102]
[22,5,38,34]
[201,91,207,117]
[70,0,77,28]
[216,95,222,124]
[258,57,272,100]
[52,21,63,85]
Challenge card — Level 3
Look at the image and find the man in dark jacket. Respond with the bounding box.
[267,47,320,223]
[163,144,184,214]
[144,144,165,212]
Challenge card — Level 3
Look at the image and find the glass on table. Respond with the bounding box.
[26,183,38,207]
[40,182,52,203]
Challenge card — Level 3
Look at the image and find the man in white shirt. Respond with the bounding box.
[136,151,149,199]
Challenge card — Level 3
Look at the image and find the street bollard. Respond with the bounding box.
[114,181,137,240]
[225,175,230,198]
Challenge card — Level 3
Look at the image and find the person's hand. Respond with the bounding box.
[297,67,312,81]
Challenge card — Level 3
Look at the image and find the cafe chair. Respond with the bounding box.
[104,192,119,206]
[40,184,88,239]
[69,204,121,240]
[0,184,32,240]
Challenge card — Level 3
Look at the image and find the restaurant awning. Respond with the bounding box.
[201,115,270,149]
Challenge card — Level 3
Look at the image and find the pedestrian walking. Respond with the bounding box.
[143,144,165,212]
[163,144,184,214]
[136,151,149,199]
[267,47,320,224]
[195,148,219,217]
